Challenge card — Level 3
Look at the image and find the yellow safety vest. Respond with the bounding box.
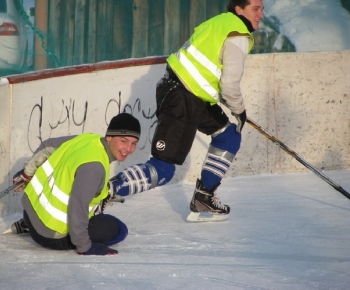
[167,12,254,104]
[25,133,110,234]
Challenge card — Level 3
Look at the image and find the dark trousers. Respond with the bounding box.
[24,211,125,251]
[152,66,229,165]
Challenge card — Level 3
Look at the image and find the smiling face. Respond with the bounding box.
[235,0,264,30]
[106,136,138,162]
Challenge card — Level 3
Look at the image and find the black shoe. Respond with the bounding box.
[94,177,125,215]
[11,218,29,234]
[190,179,230,215]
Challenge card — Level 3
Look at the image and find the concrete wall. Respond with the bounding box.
[0,51,349,215]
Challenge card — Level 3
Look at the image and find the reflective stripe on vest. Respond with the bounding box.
[167,12,253,104]
[175,45,221,100]
[29,164,68,224]
[25,133,110,234]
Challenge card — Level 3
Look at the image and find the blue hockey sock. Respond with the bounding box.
[201,123,241,191]
[111,157,175,196]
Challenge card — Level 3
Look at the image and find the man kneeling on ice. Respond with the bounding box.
[7,113,140,256]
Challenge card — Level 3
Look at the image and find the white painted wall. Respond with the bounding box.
[1,51,349,215]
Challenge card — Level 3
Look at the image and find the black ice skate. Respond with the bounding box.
[94,176,125,215]
[187,179,230,222]
[2,218,29,234]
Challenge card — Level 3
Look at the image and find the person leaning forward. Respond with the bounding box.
[107,0,264,222]
[10,113,141,256]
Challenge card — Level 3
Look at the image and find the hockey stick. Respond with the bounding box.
[0,180,25,199]
[246,117,350,200]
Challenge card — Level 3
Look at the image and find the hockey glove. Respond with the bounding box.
[12,169,32,192]
[231,110,247,133]
[78,243,118,256]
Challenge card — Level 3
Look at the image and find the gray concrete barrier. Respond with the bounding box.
[0,51,349,215]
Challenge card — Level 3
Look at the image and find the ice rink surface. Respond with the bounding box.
[0,169,350,290]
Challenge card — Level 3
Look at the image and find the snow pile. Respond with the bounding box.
[263,0,350,52]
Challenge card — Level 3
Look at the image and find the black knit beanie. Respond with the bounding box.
[106,113,141,139]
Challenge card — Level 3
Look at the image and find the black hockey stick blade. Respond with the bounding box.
[0,180,25,199]
[246,117,350,200]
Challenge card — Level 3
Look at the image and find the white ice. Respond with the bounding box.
[2,1,350,289]
[1,169,350,290]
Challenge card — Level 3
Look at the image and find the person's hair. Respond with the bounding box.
[227,0,251,15]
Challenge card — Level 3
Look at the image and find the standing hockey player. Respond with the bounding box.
[109,0,264,222]
[9,113,140,255]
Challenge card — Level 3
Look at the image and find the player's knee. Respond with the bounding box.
[211,123,241,155]
[104,216,128,246]
[147,157,175,187]
[89,214,128,246]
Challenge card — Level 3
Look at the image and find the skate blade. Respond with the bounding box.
[112,195,125,203]
[2,227,13,235]
[186,211,229,222]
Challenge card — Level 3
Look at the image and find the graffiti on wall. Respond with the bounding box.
[27,91,157,153]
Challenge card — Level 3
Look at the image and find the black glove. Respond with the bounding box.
[12,169,32,192]
[77,243,118,256]
[231,110,247,133]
